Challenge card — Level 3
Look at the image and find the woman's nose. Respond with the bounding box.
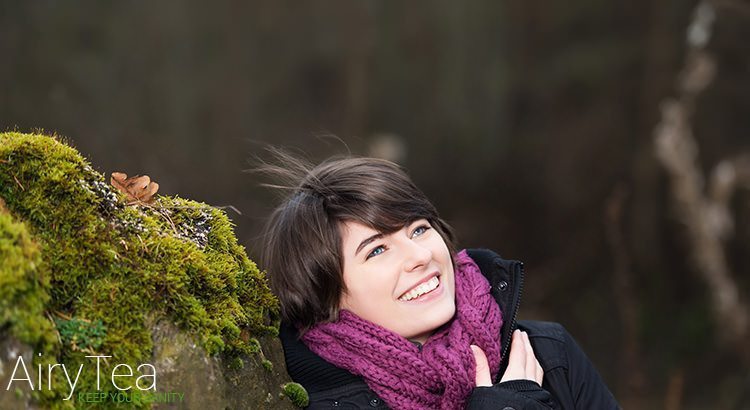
[403,240,432,272]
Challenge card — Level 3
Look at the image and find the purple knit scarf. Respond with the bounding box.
[302,250,503,410]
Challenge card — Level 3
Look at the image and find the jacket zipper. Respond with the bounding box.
[500,261,524,363]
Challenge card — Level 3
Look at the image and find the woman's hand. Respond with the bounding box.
[472,329,543,387]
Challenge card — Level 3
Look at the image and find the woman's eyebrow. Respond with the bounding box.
[355,233,383,256]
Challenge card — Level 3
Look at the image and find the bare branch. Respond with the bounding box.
[653,1,749,353]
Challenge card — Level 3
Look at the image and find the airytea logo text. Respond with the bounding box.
[4,353,185,403]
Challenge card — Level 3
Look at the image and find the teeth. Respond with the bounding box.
[399,276,440,301]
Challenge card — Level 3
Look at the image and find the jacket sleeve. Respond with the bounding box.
[466,380,558,409]
[562,327,620,409]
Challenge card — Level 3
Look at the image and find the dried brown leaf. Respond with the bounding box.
[110,171,159,204]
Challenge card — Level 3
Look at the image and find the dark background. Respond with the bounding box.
[2,1,749,408]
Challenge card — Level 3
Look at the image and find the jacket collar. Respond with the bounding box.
[465,248,524,382]
[278,248,524,390]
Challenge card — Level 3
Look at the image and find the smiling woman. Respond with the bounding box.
[258,152,620,410]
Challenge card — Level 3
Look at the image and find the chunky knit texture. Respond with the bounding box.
[301,250,503,410]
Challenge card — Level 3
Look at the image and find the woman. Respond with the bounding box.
[261,154,619,409]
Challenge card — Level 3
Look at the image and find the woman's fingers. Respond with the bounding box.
[471,345,492,387]
[500,330,526,383]
[536,360,544,386]
[511,329,526,370]
[522,332,536,379]
[521,331,544,386]
[499,329,544,385]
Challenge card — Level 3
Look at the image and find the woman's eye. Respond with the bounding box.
[366,245,386,259]
[411,225,430,238]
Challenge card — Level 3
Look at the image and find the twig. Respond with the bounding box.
[12,174,24,191]
[45,312,63,347]
[604,185,646,406]
[52,310,72,320]
[215,205,242,216]
[653,0,749,354]
[155,208,179,236]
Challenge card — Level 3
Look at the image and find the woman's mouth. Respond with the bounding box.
[398,276,440,302]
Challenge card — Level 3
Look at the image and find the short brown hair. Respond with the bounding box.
[259,152,456,331]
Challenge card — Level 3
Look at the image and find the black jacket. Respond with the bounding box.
[279,249,620,409]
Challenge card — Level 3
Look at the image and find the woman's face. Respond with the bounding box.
[339,218,456,344]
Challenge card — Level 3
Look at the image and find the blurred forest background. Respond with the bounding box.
[2,1,749,408]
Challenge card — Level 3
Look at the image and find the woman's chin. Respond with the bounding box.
[402,302,457,343]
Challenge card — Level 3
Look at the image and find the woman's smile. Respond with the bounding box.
[398,274,442,302]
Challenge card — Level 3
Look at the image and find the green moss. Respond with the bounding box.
[53,317,106,351]
[0,132,280,409]
[0,199,56,350]
[261,359,273,372]
[281,382,309,408]
[228,356,245,370]
[247,337,261,353]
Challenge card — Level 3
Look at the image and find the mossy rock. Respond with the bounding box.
[0,132,295,409]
